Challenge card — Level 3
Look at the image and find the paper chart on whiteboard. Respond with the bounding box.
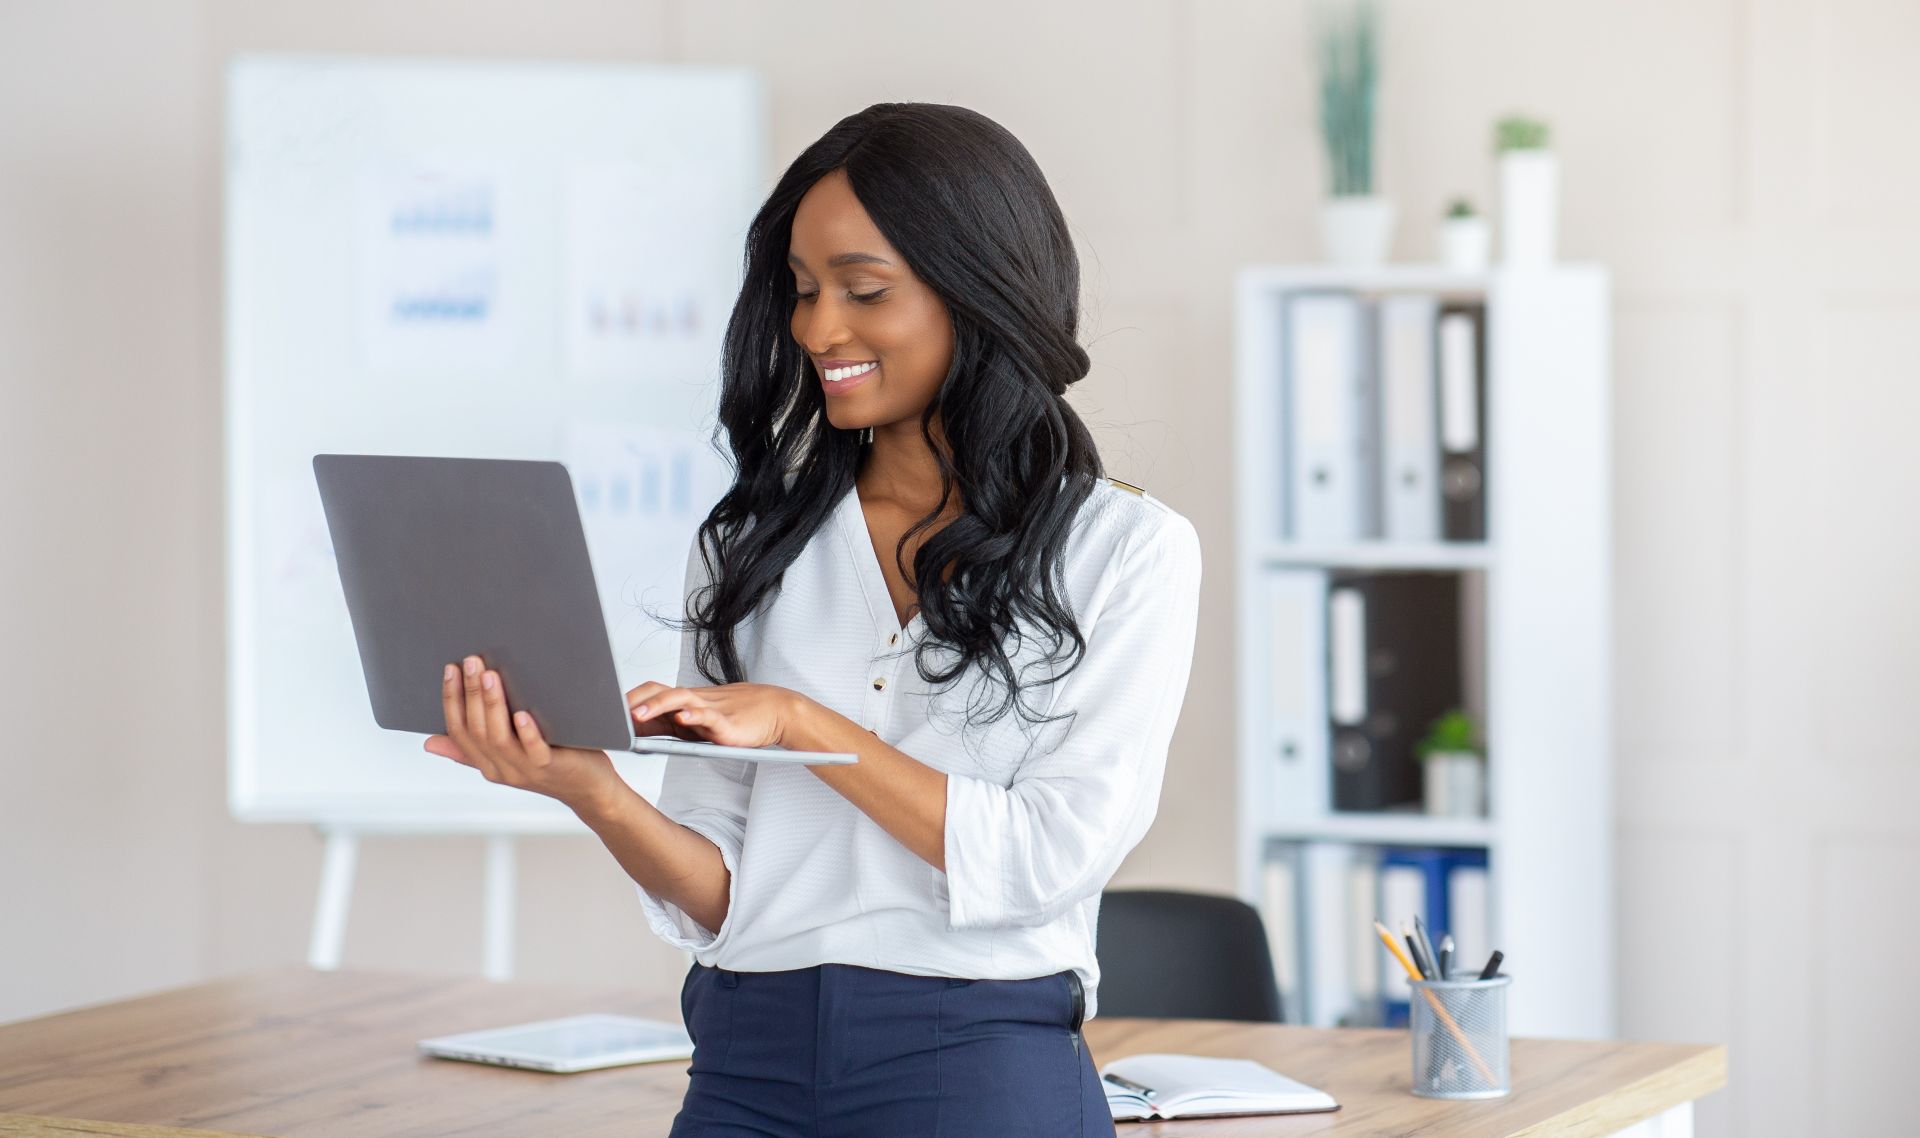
[563,160,732,379]
[356,163,518,371]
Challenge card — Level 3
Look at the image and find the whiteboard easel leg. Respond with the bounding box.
[484,834,516,981]
[309,828,359,970]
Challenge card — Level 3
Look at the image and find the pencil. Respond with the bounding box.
[1373,920,1498,1086]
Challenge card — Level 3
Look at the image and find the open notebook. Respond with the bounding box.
[1100,1053,1340,1122]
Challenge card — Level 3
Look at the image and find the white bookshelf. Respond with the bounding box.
[1231,263,1613,1039]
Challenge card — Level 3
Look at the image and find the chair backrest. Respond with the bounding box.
[1093,889,1284,1022]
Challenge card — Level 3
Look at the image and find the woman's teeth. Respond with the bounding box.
[824,361,877,382]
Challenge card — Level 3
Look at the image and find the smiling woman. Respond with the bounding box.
[429,102,1202,1138]
[692,103,1116,736]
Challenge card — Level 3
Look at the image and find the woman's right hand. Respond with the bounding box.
[626,680,707,739]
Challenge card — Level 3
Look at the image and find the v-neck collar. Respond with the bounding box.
[836,479,926,640]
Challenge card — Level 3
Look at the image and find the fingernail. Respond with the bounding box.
[482,672,495,690]
[635,703,649,717]
[444,664,456,681]
[464,658,479,675]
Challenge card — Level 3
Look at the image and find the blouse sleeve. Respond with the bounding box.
[940,509,1203,931]
[633,528,757,952]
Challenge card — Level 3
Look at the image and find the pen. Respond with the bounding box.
[1412,914,1441,983]
[1478,949,1504,980]
[1402,921,1433,979]
[1438,934,1454,979]
[1102,1073,1157,1100]
[1403,929,1430,979]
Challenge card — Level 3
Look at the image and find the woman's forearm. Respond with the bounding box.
[574,780,733,938]
[783,694,949,872]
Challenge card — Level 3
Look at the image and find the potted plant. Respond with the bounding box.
[1439,197,1489,271]
[1313,0,1393,267]
[1494,114,1556,265]
[1416,709,1486,818]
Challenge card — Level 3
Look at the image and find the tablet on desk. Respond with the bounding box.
[312,453,856,767]
[419,1013,694,1073]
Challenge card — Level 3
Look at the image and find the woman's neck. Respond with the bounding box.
[858,415,957,516]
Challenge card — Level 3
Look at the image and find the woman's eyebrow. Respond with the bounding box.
[787,251,894,269]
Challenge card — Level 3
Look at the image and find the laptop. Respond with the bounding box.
[418,1012,695,1073]
[312,453,855,765]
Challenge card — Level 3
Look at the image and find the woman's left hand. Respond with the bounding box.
[630,681,809,750]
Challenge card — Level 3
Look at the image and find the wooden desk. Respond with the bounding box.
[0,968,1723,1137]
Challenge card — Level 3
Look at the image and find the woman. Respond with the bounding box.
[426,102,1201,1137]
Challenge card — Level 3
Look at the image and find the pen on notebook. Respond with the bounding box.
[1478,949,1504,980]
[1102,1073,1157,1100]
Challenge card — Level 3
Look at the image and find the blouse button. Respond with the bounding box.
[872,678,886,691]
[888,632,899,646]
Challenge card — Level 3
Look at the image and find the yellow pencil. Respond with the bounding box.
[1372,920,1498,1086]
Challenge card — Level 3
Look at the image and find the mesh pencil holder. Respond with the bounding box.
[1408,972,1512,1099]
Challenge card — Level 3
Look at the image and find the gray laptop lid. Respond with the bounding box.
[313,453,640,752]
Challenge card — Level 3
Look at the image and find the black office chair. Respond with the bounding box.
[1093,889,1284,1023]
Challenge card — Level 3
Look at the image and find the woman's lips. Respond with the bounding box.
[821,361,877,394]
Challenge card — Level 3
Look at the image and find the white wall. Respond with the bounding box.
[6,2,1915,1135]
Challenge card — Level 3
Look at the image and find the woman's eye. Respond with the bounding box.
[790,289,888,304]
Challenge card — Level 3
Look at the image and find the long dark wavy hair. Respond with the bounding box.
[680,101,1105,737]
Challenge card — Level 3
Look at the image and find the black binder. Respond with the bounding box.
[1326,571,1464,812]
[1435,302,1487,542]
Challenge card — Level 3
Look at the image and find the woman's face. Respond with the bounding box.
[787,168,955,435]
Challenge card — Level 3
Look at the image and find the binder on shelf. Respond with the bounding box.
[1377,294,1441,543]
[1445,850,1492,979]
[1300,841,1357,1028]
[1436,302,1487,541]
[1265,569,1330,823]
[1282,291,1378,543]
[1343,847,1382,1027]
[1258,844,1303,1024]
[1326,572,1465,813]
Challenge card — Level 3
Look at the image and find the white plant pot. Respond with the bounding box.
[1439,216,1490,272]
[1498,149,1558,265]
[1319,195,1396,268]
[1423,751,1486,818]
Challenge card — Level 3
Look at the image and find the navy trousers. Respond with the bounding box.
[670,961,1116,1137]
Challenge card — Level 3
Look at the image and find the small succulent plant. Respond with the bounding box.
[1445,197,1477,219]
[1417,709,1482,760]
[1494,115,1550,153]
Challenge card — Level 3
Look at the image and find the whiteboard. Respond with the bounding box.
[224,55,762,829]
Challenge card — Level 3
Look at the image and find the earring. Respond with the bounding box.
[859,425,873,444]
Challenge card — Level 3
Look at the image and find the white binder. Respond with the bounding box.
[1259,849,1303,1023]
[1266,569,1330,823]
[1301,841,1355,1027]
[1447,860,1492,977]
[1378,860,1427,1003]
[1282,292,1377,543]
[1377,294,1441,542]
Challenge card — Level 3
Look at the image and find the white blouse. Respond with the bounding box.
[633,474,1202,1020]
